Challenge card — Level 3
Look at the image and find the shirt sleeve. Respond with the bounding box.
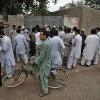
[2,40,8,52]
[35,44,47,66]
[59,38,65,49]
[23,36,28,49]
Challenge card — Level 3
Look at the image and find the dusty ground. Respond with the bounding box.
[0,63,100,100]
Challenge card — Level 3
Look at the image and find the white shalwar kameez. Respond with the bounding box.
[51,36,65,68]
[81,34,99,65]
[67,34,82,69]
[14,34,28,63]
[35,32,42,56]
[1,36,15,78]
[21,28,30,58]
[58,31,65,41]
[10,29,17,49]
[97,31,100,54]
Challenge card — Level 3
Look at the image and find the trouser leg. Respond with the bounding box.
[6,65,13,78]
[93,54,99,65]
[67,56,73,69]
[32,63,38,73]
[0,63,2,86]
[86,60,91,66]
[73,58,78,68]
[81,56,86,65]
[23,54,28,64]
[5,60,13,78]
[36,45,41,56]
[40,69,50,93]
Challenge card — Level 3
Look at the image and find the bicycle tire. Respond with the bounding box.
[3,69,28,88]
[48,68,68,89]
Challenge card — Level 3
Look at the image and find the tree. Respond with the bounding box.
[0,0,58,15]
[85,0,100,10]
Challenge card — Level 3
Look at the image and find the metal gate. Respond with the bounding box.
[24,15,64,29]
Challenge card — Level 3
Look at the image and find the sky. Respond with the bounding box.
[48,0,80,12]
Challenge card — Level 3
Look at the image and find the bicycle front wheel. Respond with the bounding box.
[3,69,28,88]
[48,68,68,89]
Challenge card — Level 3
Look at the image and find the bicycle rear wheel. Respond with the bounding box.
[3,69,28,88]
[48,68,68,89]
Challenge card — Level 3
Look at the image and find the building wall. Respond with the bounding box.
[82,7,100,34]
[8,14,24,27]
[64,16,79,28]
[0,6,100,35]
[24,15,64,29]
[51,6,83,29]
[51,6,100,35]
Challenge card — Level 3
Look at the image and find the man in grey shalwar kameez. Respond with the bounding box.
[0,30,15,78]
[14,29,28,63]
[50,30,65,68]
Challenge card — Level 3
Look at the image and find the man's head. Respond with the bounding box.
[16,28,21,34]
[18,26,21,30]
[12,25,16,30]
[95,27,100,33]
[81,29,85,34]
[91,29,96,34]
[40,30,49,41]
[58,27,63,31]
[51,29,58,37]
[75,29,80,35]
[72,27,77,32]
[21,26,25,31]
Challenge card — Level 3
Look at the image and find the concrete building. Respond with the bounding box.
[51,6,100,35]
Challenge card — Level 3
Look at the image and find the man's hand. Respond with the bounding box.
[73,43,76,47]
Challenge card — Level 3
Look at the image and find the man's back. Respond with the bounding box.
[15,34,27,54]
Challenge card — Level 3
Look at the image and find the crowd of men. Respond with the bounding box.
[0,24,100,96]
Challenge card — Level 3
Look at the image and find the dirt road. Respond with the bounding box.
[0,64,100,100]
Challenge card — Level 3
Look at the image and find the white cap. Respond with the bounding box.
[45,25,47,27]
[21,26,25,29]
[82,29,85,31]
[53,26,56,28]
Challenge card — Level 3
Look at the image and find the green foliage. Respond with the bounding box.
[85,0,100,10]
[0,0,58,15]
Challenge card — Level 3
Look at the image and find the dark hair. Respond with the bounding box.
[16,29,21,34]
[43,31,49,38]
[13,25,16,27]
[67,28,71,33]
[74,29,80,34]
[41,29,49,38]
[18,26,21,29]
[95,27,100,31]
[59,27,63,31]
[50,29,58,36]
[0,26,4,30]
[32,27,36,32]
[0,30,5,35]
[91,29,96,34]
[73,27,77,32]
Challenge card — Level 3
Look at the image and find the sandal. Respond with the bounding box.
[39,91,48,97]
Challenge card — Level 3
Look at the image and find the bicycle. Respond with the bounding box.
[2,56,68,89]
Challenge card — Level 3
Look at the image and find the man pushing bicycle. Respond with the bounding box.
[32,29,52,97]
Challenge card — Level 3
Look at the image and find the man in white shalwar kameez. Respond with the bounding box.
[21,26,30,58]
[0,30,15,78]
[35,28,43,56]
[14,29,28,63]
[81,29,99,66]
[51,30,65,68]
[96,28,100,54]
[10,25,17,49]
[67,29,82,69]
[58,27,65,42]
